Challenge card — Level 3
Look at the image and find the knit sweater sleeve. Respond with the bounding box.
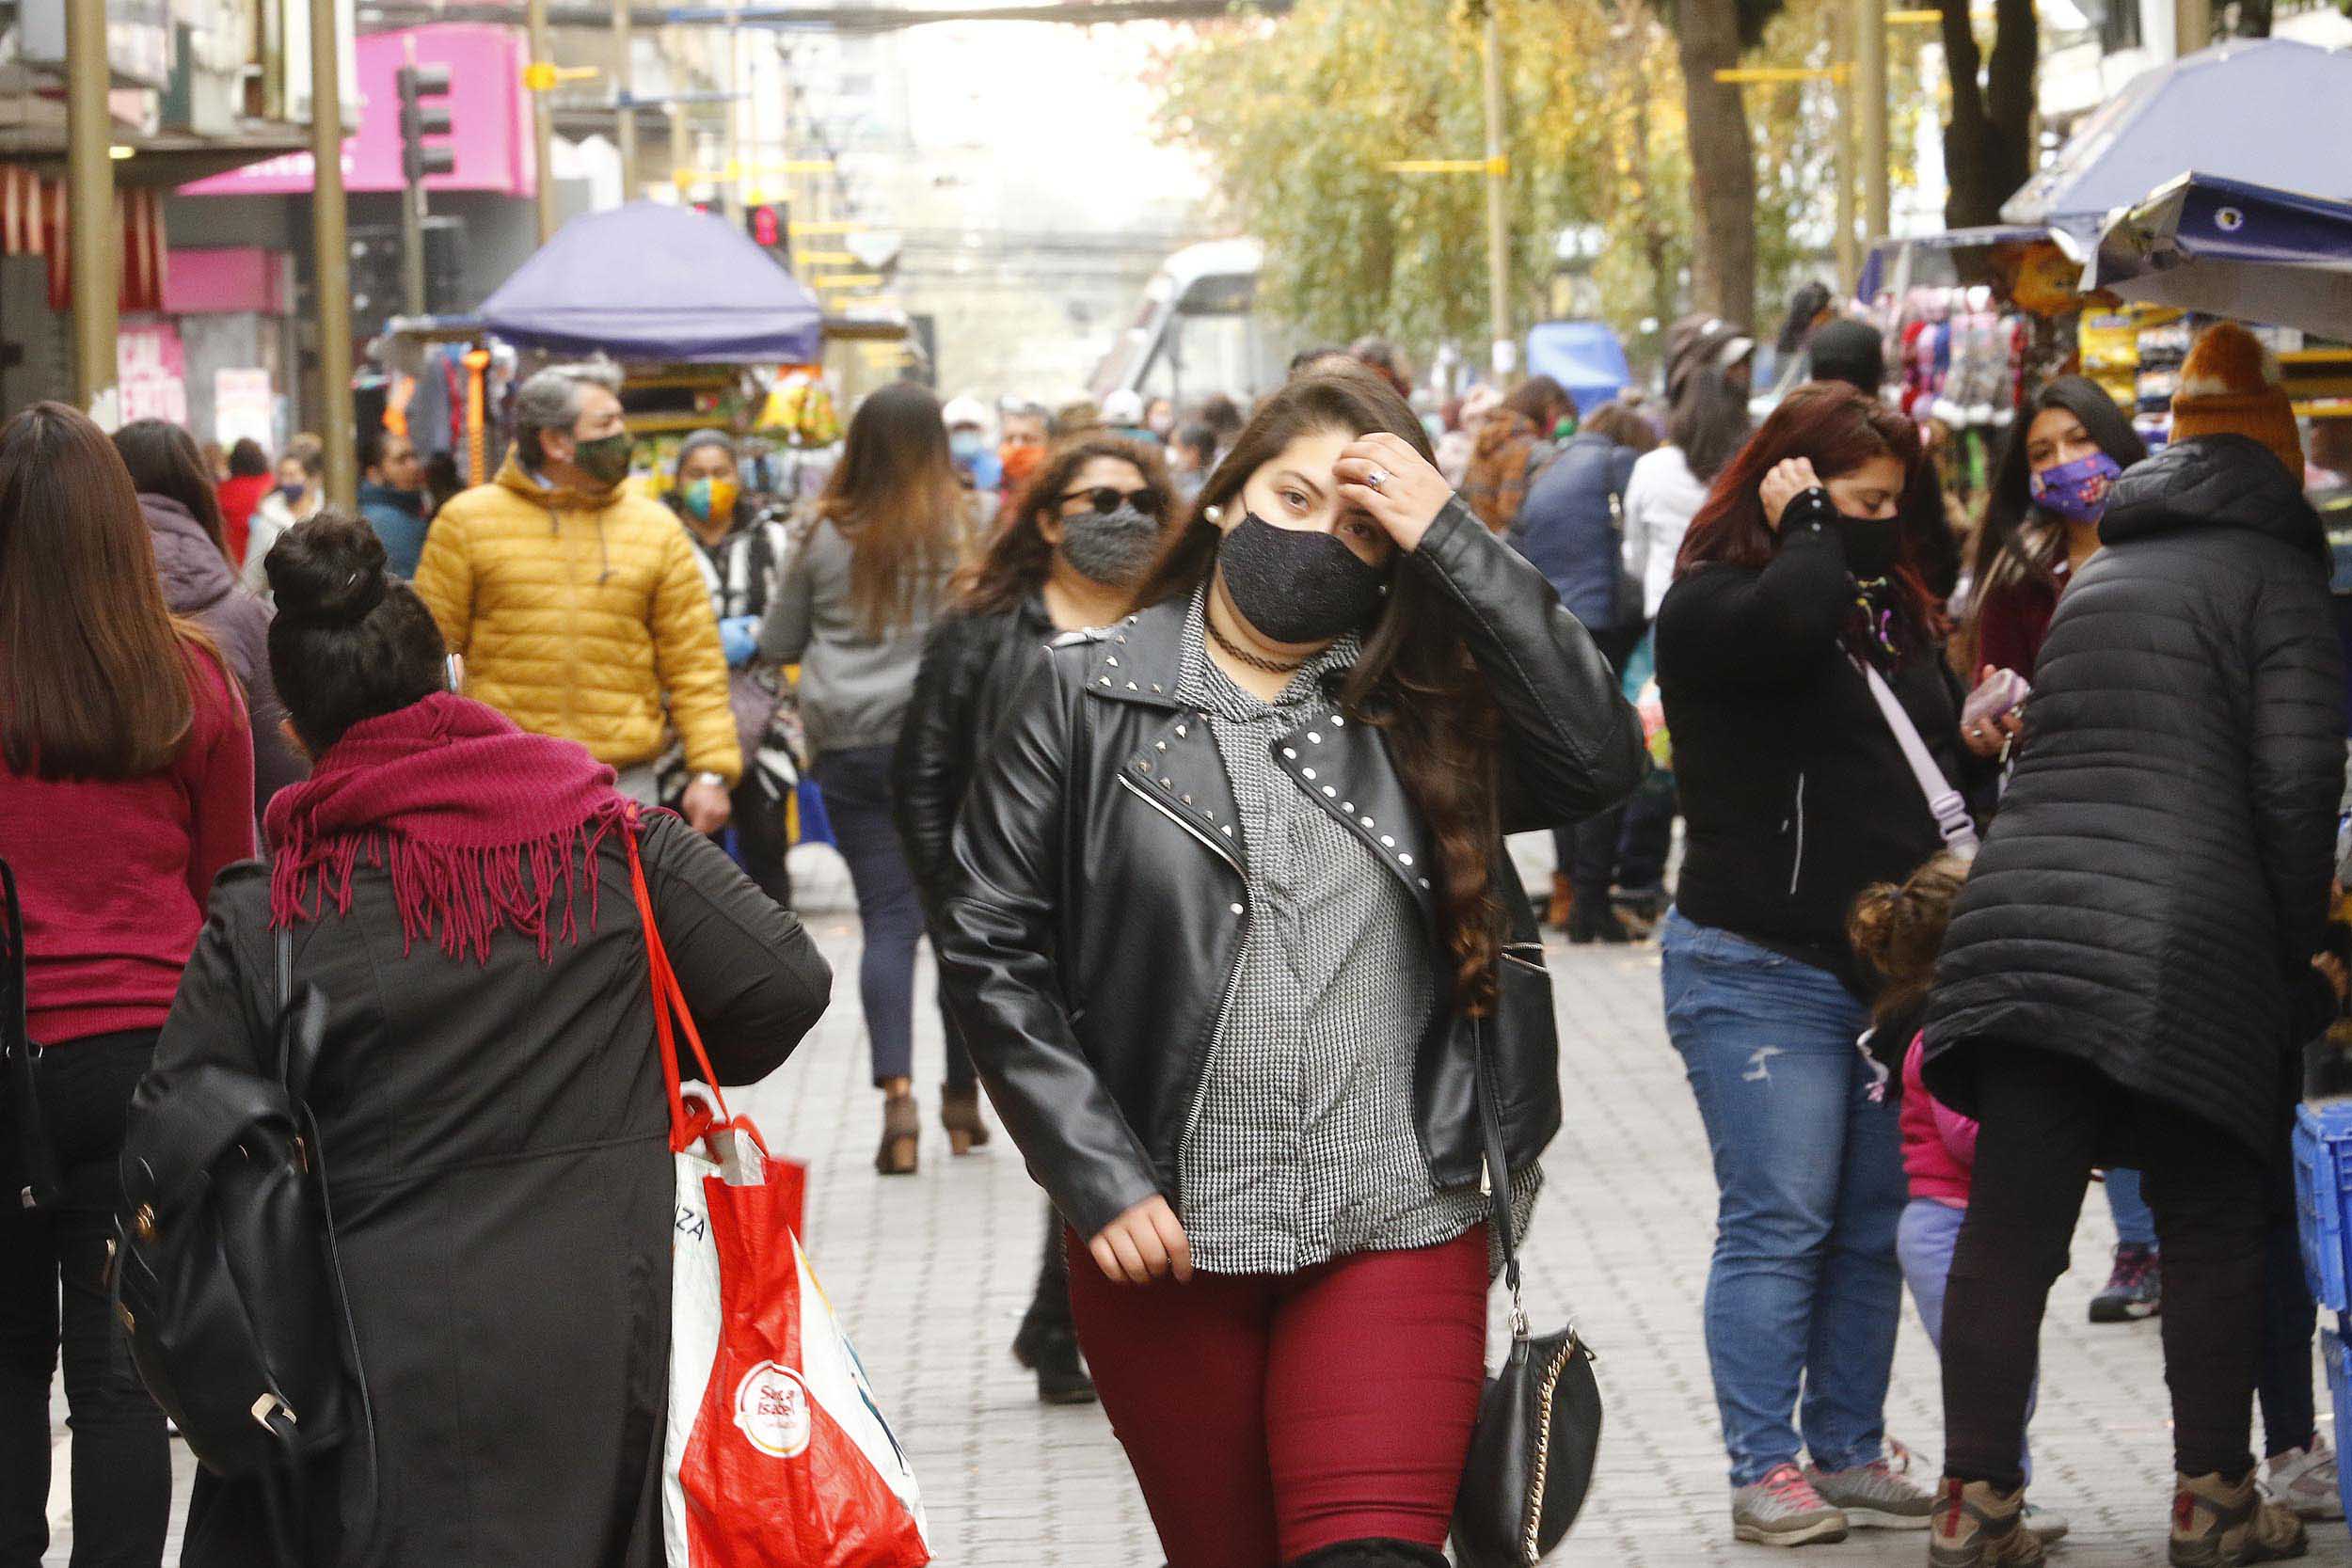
[182,647,258,903]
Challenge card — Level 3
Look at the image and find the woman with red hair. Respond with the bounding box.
[1653,384,2005,1548]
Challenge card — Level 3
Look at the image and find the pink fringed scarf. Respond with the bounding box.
[263,691,635,963]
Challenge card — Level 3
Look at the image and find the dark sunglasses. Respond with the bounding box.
[1060,485,1166,519]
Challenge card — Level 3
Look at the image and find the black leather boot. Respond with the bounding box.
[1010,1202,1096,1404]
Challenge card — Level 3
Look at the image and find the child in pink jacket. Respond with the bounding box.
[1851,855,2059,1538]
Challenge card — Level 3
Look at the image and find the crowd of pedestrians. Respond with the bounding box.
[2,311,2350,1568]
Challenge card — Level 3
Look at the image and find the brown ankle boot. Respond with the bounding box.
[874,1092,918,1176]
[1548,871,1574,930]
[2169,1469,2308,1566]
[1930,1478,2044,1566]
[940,1083,992,1155]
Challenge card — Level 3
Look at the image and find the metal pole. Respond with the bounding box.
[65,0,116,413]
[612,0,637,197]
[310,0,357,506]
[1833,6,1858,293]
[2175,0,2211,53]
[1856,0,1889,243]
[530,0,557,242]
[724,8,744,219]
[1478,0,1512,377]
[400,40,427,317]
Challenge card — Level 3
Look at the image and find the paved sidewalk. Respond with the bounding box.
[46,847,2352,1564]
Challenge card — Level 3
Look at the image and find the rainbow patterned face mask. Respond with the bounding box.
[2029,451,2122,524]
[681,476,739,523]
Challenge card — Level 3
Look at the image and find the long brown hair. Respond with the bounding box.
[1677,383,1927,654]
[956,433,1175,618]
[0,403,204,780]
[1128,374,1509,1013]
[114,418,233,565]
[814,382,966,638]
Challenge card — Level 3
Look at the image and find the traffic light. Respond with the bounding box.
[397,63,455,187]
[746,202,791,271]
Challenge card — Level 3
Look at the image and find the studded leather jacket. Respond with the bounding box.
[932,500,1647,1241]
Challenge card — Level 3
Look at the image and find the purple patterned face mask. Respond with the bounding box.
[2029,451,2122,524]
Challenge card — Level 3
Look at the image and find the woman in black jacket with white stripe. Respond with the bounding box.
[892,431,1178,1405]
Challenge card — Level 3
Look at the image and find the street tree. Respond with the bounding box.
[1937,0,2036,227]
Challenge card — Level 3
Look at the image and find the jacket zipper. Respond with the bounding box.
[1787,771,1807,897]
[1116,771,1249,1155]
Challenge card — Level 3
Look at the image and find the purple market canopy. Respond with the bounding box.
[480,201,824,364]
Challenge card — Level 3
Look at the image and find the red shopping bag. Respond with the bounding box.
[627,824,930,1568]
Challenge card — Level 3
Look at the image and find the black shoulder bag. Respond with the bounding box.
[112,927,373,1563]
[1,858,64,1212]
[1451,1016,1604,1568]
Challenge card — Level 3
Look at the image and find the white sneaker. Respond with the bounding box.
[2022,1502,2070,1544]
[2265,1434,2344,1521]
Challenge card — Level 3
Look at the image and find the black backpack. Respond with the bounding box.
[111,927,372,1554]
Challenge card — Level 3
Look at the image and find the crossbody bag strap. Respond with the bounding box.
[1471,1014,1530,1340]
[1857,659,1979,860]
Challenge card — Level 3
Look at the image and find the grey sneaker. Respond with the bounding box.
[2265,1436,2344,1522]
[1734,1463,1850,1546]
[1809,1440,1937,1528]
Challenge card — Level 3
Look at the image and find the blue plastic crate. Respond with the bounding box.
[2325,1324,2352,1523]
[2294,1103,2352,1313]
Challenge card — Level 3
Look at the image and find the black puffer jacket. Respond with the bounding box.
[892,593,1056,922]
[932,502,1647,1240]
[1925,436,2345,1155]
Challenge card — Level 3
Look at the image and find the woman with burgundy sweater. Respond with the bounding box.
[0,404,255,1568]
[135,511,831,1566]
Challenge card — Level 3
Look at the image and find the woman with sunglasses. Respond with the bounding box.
[763,383,973,1174]
[933,374,1645,1568]
[896,433,1179,1407]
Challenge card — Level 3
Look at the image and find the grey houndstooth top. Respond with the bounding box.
[1171,589,1536,1275]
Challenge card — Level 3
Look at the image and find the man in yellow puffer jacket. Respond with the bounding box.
[414,362,740,833]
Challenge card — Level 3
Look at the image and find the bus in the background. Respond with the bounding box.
[1089,238,1305,404]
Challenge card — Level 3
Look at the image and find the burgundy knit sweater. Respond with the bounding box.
[2,648,255,1044]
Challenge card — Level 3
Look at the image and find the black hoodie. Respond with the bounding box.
[1926,435,2345,1155]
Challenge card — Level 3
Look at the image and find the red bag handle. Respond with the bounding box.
[625,816,729,1152]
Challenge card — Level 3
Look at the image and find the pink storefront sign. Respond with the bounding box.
[162,247,293,315]
[179,24,534,198]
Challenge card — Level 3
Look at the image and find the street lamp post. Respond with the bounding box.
[64,0,115,414]
[1856,0,1889,243]
[311,0,357,506]
[612,0,637,196]
[530,0,557,242]
[1478,0,1514,376]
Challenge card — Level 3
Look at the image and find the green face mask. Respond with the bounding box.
[571,431,634,487]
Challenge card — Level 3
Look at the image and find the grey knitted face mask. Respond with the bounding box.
[1058,503,1163,588]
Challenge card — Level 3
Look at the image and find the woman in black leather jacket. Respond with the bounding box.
[933,373,1645,1568]
[892,432,1177,1406]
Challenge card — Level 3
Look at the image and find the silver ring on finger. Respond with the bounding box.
[1366,467,1389,491]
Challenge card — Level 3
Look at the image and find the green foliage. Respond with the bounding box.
[1158,0,1911,357]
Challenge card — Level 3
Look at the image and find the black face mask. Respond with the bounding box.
[1831,512,1900,581]
[1216,511,1388,644]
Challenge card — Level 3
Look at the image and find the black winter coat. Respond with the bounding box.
[932,501,1647,1241]
[892,593,1056,921]
[1925,436,2345,1155]
[1656,520,1989,990]
[142,813,832,1568]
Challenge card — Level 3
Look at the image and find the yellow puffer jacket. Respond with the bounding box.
[413,455,742,784]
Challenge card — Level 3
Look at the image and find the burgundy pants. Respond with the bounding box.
[1065,1227,1489,1567]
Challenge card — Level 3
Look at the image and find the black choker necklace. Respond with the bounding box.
[1206,612,1306,673]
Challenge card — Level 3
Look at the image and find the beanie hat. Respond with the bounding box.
[1808,319,1886,395]
[2171,322,2303,483]
[675,427,739,469]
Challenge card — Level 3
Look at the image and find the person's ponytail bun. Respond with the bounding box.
[266,510,388,626]
[264,509,449,754]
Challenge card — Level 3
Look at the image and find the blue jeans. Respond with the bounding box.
[2105,1166,2158,1250]
[1898,1197,2035,1481]
[1661,910,1907,1486]
[812,745,973,1090]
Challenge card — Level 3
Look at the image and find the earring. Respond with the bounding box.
[1204,504,1222,524]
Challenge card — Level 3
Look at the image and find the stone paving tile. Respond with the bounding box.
[47,850,2352,1564]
